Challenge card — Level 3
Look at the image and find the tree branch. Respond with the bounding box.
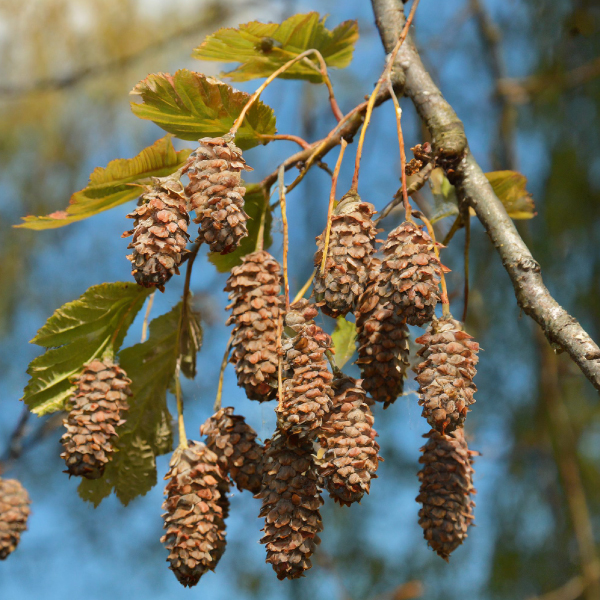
[371,0,600,391]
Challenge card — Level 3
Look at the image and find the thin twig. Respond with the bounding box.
[320,139,348,274]
[325,349,342,378]
[256,195,268,252]
[140,291,155,343]
[375,162,435,225]
[257,133,312,149]
[351,0,421,192]
[230,49,341,137]
[292,270,316,304]
[174,356,187,449]
[278,166,290,313]
[214,334,234,413]
[462,211,470,322]
[420,214,450,316]
[387,81,411,219]
[441,214,463,246]
[276,314,283,409]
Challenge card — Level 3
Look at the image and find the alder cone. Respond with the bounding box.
[60,358,131,479]
[161,441,229,587]
[0,479,31,560]
[313,191,378,318]
[184,136,252,254]
[378,220,442,326]
[414,315,479,433]
[123,175,190,290]
[356,259,410,408]
[256,432,323,580]
[318,377,381,506]
[225,250,282,402]
[416,428,477,560]
[201,407,265,494]
[277,300,334,439]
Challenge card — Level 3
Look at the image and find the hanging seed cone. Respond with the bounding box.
[378,220,443,326]
[0,479,31,560]
[318,377,382,506]
[416,428,477,560]
[184,136,252,254]
[313,191,378,318]
[161,441,230,587]
[256,432,323,580]
[225,251,282,402]
[356,259,410,408]
[201,407,265,494]
[277,300,334,439]
[413,315,479,434]
[122,175,190,291]
[60,358,131,479]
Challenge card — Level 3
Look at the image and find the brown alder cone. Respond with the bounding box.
[313,191,378,318]
[201,407,265,494]
[378,220,443,326]
[60,358,131,479]
[318,377,382,506]
[122,175,190,291]
[161,441,230,587]
[277,300,334,439]
[184,136,252,254]
[413,315,479,433]
[416,428,477,560]
[225,250,282,402]
[0,479,31,560]
[356,259,410,408]
[256,432,323,580]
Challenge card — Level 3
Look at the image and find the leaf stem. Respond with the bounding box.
[230,49,341,137]
[214,334,233,413]
[441,214,463,246]
[278,165,290,313]
[141,291,155,343]
[320,139,348,274]
[350,0,420,192]
[420,213,450,317]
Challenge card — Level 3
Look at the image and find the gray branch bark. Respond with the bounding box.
[371,0,600,391]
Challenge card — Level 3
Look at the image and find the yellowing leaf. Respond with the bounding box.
[331,316,357,370]
[23,283,151,416]
[485,170,536,219]
[193,13,358,83]
[130,70,276,150]
[209,184,273,273]
[16,136,191,230]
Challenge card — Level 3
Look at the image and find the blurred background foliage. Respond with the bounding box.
[1,0,600,599]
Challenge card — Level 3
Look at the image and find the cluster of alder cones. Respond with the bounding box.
[1,137,480,581]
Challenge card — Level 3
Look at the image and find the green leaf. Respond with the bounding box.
[331,316,357,370]
[485,170,536,219]
[193,13,358,83]
[78,302,184,506]
[23,283,151,416]
[209,183,273,273]
[130,70,276,150]
[429,167,459,224]
[16,136,191,230]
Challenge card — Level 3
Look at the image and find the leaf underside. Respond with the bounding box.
[331,316,357,370]
[193,12,359,83]
[23,283,151,416]
[17,135,191,230]
[130,70,276,150]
